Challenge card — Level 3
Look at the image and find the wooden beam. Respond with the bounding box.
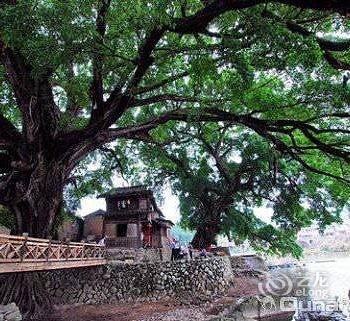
[0,259,107,274]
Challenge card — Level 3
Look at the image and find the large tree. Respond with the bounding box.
[0,0,350,237]
[120,119,349,256]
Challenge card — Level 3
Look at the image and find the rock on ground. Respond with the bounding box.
[0,303,22,321]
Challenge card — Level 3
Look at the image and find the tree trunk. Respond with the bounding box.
[191,223,220,249]
[0,166,65,319]
[191,206,221,250]
[5,163,65,238]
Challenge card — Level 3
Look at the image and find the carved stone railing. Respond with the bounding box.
[0,234,107,273]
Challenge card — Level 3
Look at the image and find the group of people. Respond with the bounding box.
[170,239,192,261]
[170,239,208,261]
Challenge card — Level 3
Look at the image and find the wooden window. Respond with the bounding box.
[117,198,136,210]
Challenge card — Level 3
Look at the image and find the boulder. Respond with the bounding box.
[0,303,22,321]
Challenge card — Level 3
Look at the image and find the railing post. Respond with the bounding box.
[66,240,70,260]
[47,237,51,261]
[82,241,85,260]
[20,233,28,262]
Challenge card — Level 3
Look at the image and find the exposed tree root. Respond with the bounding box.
[0,272,52,320]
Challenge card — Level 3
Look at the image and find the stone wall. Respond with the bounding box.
[107,247,172,263]
[0,255,265,313]
[42,257,232,305]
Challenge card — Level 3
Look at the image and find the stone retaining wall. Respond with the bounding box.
[43,257,231,305]
[0,255,266,311]
[106,247,172,263]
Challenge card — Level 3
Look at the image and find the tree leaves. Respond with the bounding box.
[0,0,350,248]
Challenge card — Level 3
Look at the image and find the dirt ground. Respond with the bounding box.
[36,276,261,321]
[38,301,180,321]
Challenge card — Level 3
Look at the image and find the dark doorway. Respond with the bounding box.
[117,224,127,237]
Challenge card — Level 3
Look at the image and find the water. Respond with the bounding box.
[216,256,350,321]
[305,257,350,303]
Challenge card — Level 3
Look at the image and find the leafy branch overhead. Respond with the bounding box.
[120,119,347,256]
[0,0,349,240]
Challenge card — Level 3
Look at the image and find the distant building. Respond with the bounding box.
[297,218,350,250]
[57,213,83,242]
[83,209,106,241]
[83,186,174,248]
[57,219,81,242]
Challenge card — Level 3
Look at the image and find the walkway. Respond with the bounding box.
[0,233,106,273]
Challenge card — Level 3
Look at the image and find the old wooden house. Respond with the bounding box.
[84,186,173,249]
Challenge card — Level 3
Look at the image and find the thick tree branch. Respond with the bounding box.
[261,10,350,71]
[132,94,206,107]
[65,0,350,169]
[90,0,111,121]
[172,0,349,34]
[0,39,60,142]
[65,110,189,170]
[64,102,350,187]
[104,28,165,113]
[134,71,189,95]
[194,108,350,182]
[285,20,350,52]
[324,51,350,70]
[0,40,34,109]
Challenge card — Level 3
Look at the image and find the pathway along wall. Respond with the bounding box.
[42,257,232,305]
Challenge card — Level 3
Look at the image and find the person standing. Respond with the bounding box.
[188,244,193,260]
[174,240,181,260]
[200,248,207,258]
[170,239,176,261]
[98,236,106,246]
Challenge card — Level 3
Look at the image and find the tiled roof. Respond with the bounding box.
[84,209,106,219]
[154,217,174,226]
[98,185,152,198]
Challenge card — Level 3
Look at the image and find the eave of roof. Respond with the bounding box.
[98,185,152,198]
[84,209,106,218]
[155,217,175,226]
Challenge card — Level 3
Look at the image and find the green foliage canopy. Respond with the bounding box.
[0,1,349,240]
